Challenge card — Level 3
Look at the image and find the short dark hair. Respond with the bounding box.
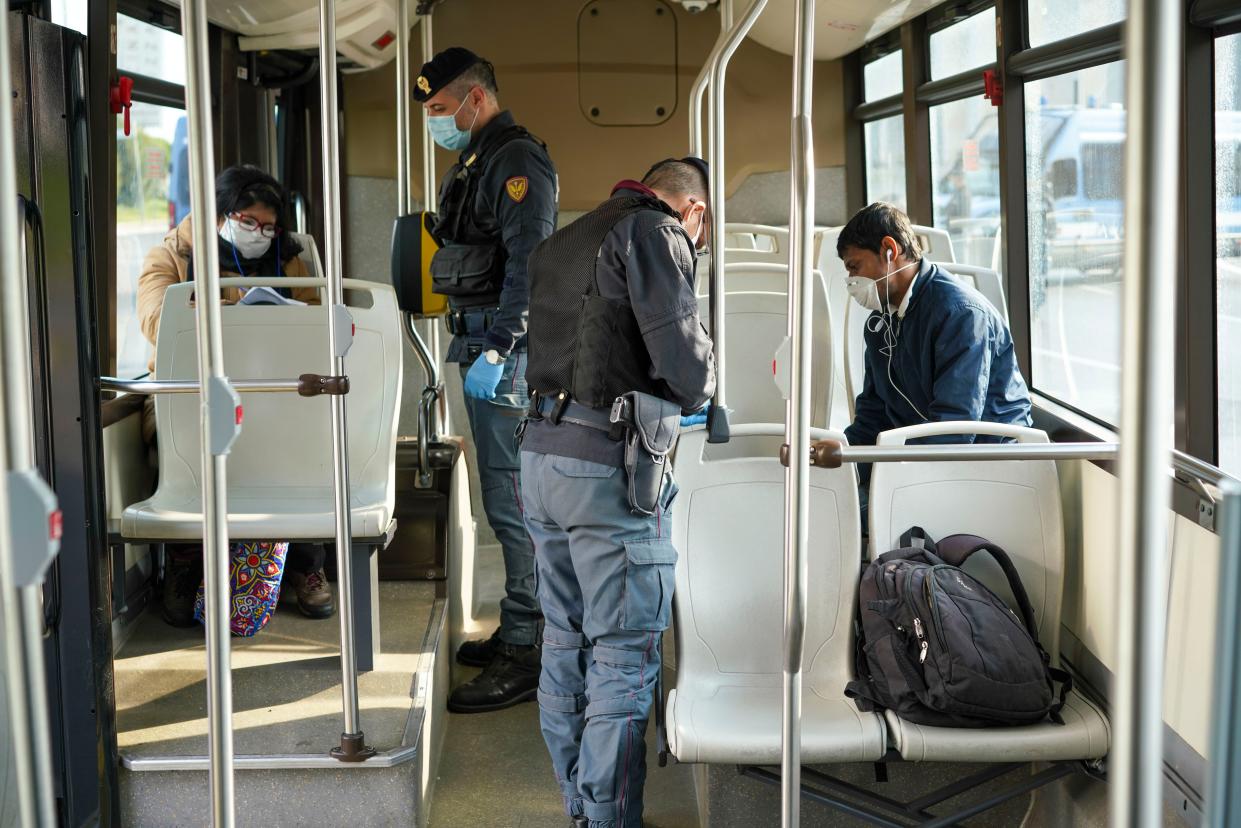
[836,202,923,261]
[641,159,708,203]
[443,59,499,101]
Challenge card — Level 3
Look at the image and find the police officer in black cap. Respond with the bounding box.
[518,158,715,827]
[415,47,558,713]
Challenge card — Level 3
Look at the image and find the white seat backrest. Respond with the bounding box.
[697,283,832,429]
[153,278,402,517]
[912,224,956,263]
[938,262,1007,319]
[841,289,867,423]
[867,421,1065,661]
[697,263,808,297]
[724,231,758,250]
[816,227,852,428]
[290,232,324,281]
[672,425,861,693]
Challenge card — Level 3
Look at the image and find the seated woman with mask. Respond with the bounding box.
[136,164,333,629]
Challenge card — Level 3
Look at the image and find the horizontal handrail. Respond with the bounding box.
[101,375,349,397]
[786,440,1120,468]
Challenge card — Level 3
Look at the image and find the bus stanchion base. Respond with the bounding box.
[331,732,377,762]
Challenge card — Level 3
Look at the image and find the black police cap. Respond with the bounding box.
[414,46,487,102]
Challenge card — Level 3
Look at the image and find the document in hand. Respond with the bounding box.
[240,286,307,306]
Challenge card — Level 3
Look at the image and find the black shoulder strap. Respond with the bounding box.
[934,534,1041,643]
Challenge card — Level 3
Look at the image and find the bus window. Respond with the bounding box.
[930,95,999,268]
[864,49,902,102]
[48,0,87,35]
[1216,33,1241,475]
[929,7,996,81]
[865,115,906,212]
[1027,0,1124,50]
[1025,61,1127,424]
[117,14,186,86]
[115,15,187,379]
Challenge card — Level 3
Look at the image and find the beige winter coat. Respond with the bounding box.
[137,216,320,356]
[137,217,320,444]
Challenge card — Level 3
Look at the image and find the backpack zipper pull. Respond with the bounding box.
[914,617,928,664]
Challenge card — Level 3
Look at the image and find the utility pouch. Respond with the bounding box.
[611,391,681,516]
[429,243,504,297]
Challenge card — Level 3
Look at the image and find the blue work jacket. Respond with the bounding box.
[843,260,1032,461]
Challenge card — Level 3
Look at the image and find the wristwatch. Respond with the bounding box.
[484,349,506,365]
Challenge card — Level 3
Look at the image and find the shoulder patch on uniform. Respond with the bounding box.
[505,176,529,203]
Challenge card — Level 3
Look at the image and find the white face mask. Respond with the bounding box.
[681,202,705,249]
[845,257,917,312]
[220,217,272,259]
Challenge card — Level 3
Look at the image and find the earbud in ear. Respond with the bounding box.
[886,249,893,263]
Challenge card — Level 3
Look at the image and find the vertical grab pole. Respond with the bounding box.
[782,0,815,824]
[1209,483,1241,826]
[418,9,448,436]
[0,10,59,827]
[1110,0,1182,825]
[396,0,411,217]
[706,0,768,443]
[688,0,732,158]
[318,0,374,761]
[182,0,240,820]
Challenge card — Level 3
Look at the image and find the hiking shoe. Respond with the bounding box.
[287,568,335,619]
[447,642,540,713]
[161,550,203,627]
[456,628,503,667]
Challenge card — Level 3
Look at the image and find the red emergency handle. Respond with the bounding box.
[983,68,1003,108]
[110,76,135,136]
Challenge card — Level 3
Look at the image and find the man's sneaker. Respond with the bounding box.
[456,628,503,667]
[570,817,588,828]
[286,568,335,619]
[161,550,202,628]
[447,642,540,713]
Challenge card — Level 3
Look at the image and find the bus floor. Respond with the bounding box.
[428,671,699,828]
[113,579,440,826]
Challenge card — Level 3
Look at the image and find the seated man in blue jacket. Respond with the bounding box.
[838,202,1032,495]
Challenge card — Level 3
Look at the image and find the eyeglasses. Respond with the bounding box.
[229,212,283,238]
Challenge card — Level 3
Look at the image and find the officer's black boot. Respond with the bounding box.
[455,627,502,668]
[447,641,540,713]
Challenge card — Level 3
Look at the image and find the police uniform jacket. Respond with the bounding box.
[522,182,715,466]
[436,110,557,362]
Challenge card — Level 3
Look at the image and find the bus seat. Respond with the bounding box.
[121,279,403,541]
[939,262,1008,319]
[696,285,832,430]
[665,426,887,764]
[867,421,1109,762]
[816,226,852,429]
[912,224,956,263]
[290,231,324,281]
[696,263,816,296]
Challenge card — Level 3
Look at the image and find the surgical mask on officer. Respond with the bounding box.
[427,89,480,151]
[219,216,272,259]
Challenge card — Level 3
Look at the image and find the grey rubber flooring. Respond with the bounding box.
[115,581,436,758]
[428,672,699,828]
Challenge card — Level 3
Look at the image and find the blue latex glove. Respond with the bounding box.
[680,406,709,428]
[463,353,505,400]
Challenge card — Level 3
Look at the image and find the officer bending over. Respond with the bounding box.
[414,47,558,712]
[519,159,715,828]
[837,202,1032,506]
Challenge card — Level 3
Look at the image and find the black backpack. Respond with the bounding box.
[846,528,1071,728]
